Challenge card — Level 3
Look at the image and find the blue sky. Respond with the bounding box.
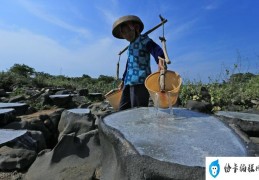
[0,0,258,82]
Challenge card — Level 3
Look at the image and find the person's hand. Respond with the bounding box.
[158,58,166,71]
[118,81,124,90]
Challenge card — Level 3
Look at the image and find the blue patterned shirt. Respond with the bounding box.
[123,34,164,85]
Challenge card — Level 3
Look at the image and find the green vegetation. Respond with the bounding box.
[0,64,120,94]
[0,63,258,112]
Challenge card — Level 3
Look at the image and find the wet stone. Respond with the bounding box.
[0,102,28,116]
[103,107,248,167]
[216,111,259,122]
[0,129,27,145]
[67,108,90,114]
[0,102,27,108]
[49,94,71,98]
[0,108,15,114]
[0,108,15,126]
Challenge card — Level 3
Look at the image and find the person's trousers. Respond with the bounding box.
[119,84,150,111]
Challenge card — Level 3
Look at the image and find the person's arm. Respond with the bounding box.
[146,40,166,70]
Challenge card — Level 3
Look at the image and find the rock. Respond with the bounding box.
[40,92,53,106]
[48,109,64,131]
[251,99,259,104]
[72,95,88,106]
[186,100,212,113]
[28,130,47,152]
[4,120,31,129]
[0,146,36,171]
[4,119,54,148]
[0,129,37,151]
[0,102,29,116]
[8,95,26,103]
[250,137,259,144]
[0,108,16,127]
[99,107,248,180]
[89,102,112,117]
[0,89,8,97]
[55,90,74,95]
[58,108,95,139]
[26,106,37,114]
[77,88,88,96]
[49,95,74,108]
[200,86,211,102]
[25,130,101,180]
[88,93,104,101]
[215,111,259,136]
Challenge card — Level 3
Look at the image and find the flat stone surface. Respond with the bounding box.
[216,111,259,122]
[104,107,247,167]
[0,108,15,114]
[0,129,27,145]
[49,95,71,98]
[67,108,90,114]
[0,103,26,108]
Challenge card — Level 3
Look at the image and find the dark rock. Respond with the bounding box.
[72,95,88,106]
[0,129,37,152]
[0,102,29,116]
[49,95,74,108]
[58,108,95,139]
[88,93,104,101]
[49,109,64,130]
[8,95,26,103]
[215,111,259,137]
[55,90,74,95]
[0,146,37,171]
[4,119,54,149]
[0,108,16,127]
[0,89,8,97]
[26,106,37,114]
[4,120,30,130]
[27,130,47,152]
[89,102,112,117]
[200,86,211,102]
[186,100,213,113]
[25,130,101,180]
[77,88,88,96]
[40,92,53,105]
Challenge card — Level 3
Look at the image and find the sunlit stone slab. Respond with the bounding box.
[216,111,259,122]
[67,108,90,114]
[0,129,27,145]
[49,95,71,98]
[0,102,26,108]
[0,108,15,114]
[103,107,247,167]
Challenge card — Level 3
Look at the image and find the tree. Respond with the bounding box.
[9,64,35,77]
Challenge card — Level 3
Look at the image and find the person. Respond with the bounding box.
[112,15,165,110]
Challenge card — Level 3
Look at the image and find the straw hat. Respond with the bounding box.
[112,15,144,39]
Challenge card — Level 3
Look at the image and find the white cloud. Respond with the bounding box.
[166,18,199,42]
[0,28,123,78]
[17,0,91,39]
[203,1,220,10]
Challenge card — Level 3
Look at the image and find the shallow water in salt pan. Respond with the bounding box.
[104,107,247,167]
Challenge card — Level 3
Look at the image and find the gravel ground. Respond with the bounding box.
[0,171,25,180]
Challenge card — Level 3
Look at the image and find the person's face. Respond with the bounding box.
[120,24,136,42]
